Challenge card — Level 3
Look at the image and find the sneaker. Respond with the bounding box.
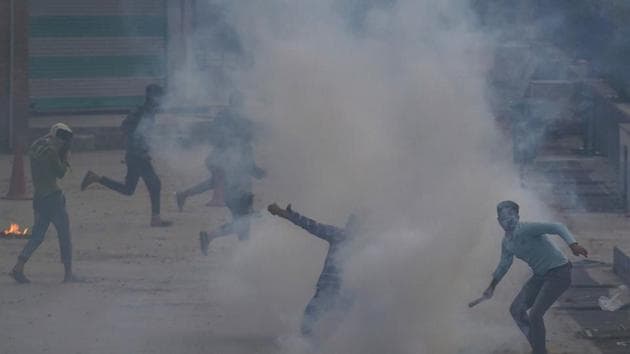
[10,269,30,284]
[151,216,173,227]
[63,274,83,283]
[80,171,100,191]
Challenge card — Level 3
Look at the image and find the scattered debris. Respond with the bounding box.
[599,285,630,311]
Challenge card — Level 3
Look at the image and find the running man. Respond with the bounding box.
[176,91,254,211]
[80,84,172,227]
[198,137,264,254]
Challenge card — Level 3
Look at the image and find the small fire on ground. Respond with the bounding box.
[1,223,30,238]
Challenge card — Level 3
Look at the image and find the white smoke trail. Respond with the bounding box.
[169,0,551,353]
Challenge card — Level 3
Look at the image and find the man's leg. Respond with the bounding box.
[99,158,141,196]
[528,264,572,354]
[232,194,253,241]
[206,168,225,206]
[176,177,214,211]
[199,221,235,255]
[50,194,74,282]
[138,159,171,227]
[301,287,337,337]
[301,290,326,337]
[510,275,544,343]
[11,202,52,283]
[199,194,253,255]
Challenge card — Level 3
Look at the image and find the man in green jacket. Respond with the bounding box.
[10,123,77,283]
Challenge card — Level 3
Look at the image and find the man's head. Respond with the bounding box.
[49,123,73,145]
[497,200,519,232]
[145,84,165,108]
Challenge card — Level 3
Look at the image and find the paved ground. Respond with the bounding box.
[0,149,624,354]
[0,150,296,354]
[557,213,630,354]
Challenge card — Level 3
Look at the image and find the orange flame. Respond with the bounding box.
[1,223,30,237]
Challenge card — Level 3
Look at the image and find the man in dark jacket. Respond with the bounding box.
[175,91,255,211]
[197,134,265,254]
[194,92,265,254]
[267,203,358,336]
[10,123,77,283]
[80,84,171,227]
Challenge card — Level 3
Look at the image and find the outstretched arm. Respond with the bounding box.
[524,223,588,257]
[268,203,343,242]
[483,241,514,299]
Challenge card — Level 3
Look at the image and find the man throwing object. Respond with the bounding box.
[474,201,588,354]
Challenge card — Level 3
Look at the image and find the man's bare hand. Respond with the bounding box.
[483,286,494,299]
[268,203,292,218]
[469,288,493,308]
[570,243,588,258]
[267,203,283,216]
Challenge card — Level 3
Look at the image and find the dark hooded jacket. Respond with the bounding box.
[121,103,158,159]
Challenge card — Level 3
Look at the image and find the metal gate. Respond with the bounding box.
[29,0,166,112]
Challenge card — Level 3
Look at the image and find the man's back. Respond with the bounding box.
[121,105,155,159]
[504,222,574,276]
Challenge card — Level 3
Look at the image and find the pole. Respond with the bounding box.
[8,0,15,149]
[624,145,628,213]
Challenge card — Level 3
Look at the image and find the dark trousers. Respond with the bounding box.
[213,193,253,241]
[19,191,72,266]
[301,286,339,336]
[100,154,161,215]
[510,263,572,354]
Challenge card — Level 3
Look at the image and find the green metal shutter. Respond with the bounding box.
[29,0,166,112]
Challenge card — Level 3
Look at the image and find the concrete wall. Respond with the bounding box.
[590,81,629,171]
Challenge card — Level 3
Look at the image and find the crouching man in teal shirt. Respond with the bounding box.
[480,201,588,354]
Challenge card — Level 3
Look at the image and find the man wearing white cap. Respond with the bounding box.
[10,123,77,283]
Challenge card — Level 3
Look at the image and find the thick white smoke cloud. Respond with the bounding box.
[168,0,552,353]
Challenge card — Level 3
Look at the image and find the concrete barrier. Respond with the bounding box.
[613,246,630,285]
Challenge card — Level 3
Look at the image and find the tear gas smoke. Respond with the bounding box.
[161,1,554,353]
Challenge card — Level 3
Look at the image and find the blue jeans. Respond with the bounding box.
[510,262,572,354]
[301,284,354,337]
[19,191,72,266]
